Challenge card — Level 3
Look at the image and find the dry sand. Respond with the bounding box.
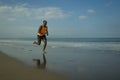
[0,51,68,80]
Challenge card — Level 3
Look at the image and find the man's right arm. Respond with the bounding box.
[38,26,42,33]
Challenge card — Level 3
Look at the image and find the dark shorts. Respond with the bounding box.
[37,35,46,45]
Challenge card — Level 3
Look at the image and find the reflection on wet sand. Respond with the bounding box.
[33,54,46,69]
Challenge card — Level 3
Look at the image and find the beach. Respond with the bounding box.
[0,51,67,80]
[0,38,120,80]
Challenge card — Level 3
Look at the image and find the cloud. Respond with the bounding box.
[0,6,12,12]
[106,1,112,7]
[0,4,70,22]
[88,9,95,13]
[7,18,16,21]
[79,16,87,20]
[33,7,69,19]
[78,9,95,20]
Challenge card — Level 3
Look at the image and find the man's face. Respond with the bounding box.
[43,21,47,26]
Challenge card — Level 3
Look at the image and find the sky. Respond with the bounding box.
[0,0,120,38]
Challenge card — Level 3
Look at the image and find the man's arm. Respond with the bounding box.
[46,26,48,36]
[38,25,42,33]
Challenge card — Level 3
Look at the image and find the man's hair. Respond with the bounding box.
[43,20,47,23]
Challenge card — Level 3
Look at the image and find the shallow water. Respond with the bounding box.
[0,38,120,80]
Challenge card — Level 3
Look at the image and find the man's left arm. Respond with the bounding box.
[46,26,48,36]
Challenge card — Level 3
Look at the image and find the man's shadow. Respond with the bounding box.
[33,54,46,69]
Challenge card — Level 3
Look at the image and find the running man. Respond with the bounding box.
[33,20,48,52]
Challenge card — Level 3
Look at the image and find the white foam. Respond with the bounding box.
[48,41,120,51]
[1,39,120,52]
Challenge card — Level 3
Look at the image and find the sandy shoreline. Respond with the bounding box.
[1,40,120,80]
[0,51,68,80]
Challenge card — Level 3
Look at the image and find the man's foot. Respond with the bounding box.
[33,41,37,44]
[33,59,39,61]
[42,50,47,54]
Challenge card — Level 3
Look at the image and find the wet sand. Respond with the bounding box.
[0,51,67,80]
[0,40,120,80]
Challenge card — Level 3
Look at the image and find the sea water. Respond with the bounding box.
[0,38,120,80]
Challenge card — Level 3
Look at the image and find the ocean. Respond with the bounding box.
[0,38,120,80]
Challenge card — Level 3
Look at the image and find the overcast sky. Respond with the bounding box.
[0,0,120,38]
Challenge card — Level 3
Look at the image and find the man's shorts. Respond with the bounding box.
[37,35,46,45]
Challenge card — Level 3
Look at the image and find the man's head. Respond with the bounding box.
[43,20,47,26]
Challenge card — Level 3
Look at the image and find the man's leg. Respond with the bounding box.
[43,37,47,51]
[33,36,41,45]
